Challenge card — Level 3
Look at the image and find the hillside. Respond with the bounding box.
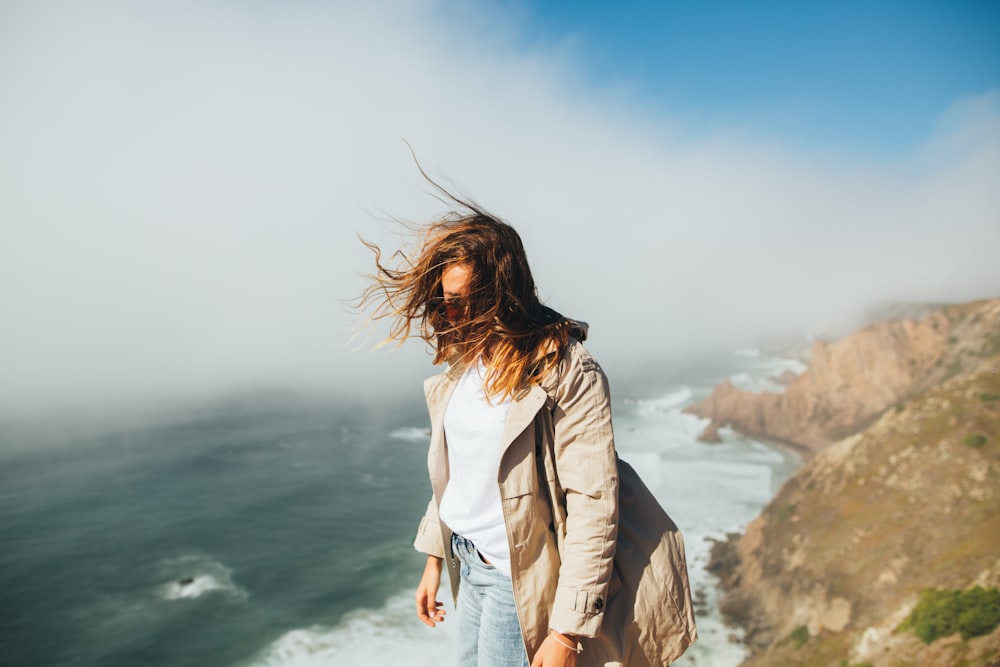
[686,299,1000,455]
[705,299,1000,667]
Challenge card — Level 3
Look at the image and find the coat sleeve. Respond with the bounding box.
[547,344,620,637]
[413,495,447,559]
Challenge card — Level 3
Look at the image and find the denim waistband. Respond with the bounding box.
[452,533,477,554]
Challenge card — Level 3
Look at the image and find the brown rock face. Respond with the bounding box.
[685,300,1000,455]
[717,366,1000,666]
[705,298,1000,667]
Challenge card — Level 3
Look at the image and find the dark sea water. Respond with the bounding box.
[0,395,432,667]
[1,350,802,667]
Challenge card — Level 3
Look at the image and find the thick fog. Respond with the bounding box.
[2,1,998,418]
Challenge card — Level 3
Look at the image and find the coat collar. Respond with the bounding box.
[424,362,550,472]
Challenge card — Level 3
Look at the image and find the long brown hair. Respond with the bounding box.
[357,187,579,400]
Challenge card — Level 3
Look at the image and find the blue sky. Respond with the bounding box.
[513,0,1000,157]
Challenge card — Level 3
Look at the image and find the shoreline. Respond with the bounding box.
[741,431,814,462]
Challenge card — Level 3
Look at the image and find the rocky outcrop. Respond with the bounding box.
[686,299,1000,455]
[708,298,1000,667]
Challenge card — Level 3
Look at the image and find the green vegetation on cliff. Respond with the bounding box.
[898,586,1000,643]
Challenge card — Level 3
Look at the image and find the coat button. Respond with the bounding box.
[594,596,604,611]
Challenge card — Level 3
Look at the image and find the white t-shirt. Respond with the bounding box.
[438,361,513,577]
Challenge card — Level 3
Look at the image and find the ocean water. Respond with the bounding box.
[1,351,800,667]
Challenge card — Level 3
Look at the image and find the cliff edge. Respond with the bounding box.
[707,298,1000,666]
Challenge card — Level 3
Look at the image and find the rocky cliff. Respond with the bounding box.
[686,300,1000,455]
[706,299,1000,667]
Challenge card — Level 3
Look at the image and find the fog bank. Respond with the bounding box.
[2,1,998,417]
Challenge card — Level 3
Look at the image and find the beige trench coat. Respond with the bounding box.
[413,338,697,666]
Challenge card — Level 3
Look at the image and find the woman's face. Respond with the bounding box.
[440,262,472,323]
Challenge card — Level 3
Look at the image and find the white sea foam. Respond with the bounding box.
[161,574,228,600]
[156,554,248,602]
[774,356,808,376]
[390,426,431,442]
[71,553,249,650]
[619,423,700,453]
[631,385,693,414]
[620,387,707,454]
[246,591,456,667]
[726,350,808,395]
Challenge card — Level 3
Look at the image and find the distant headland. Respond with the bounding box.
[694,298,1000,666]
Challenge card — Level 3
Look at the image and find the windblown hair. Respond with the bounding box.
[357,190,578,400]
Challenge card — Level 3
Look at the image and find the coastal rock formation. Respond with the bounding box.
[707,299,1000,666]
[686,300,1000,455]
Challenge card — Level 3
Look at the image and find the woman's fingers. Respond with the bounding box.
[416,555,445,626]
[415,590,446,627]
[417,603,446,626]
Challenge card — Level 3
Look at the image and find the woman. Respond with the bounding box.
[359,187,696,667]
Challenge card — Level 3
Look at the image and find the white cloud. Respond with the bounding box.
[1,1,998,416]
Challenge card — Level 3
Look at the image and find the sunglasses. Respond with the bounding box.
[432,296,468,322]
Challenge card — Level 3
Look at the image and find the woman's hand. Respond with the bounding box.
[529,631,580,667]
[415,555,446,627]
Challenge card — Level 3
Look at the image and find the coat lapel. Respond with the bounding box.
[424,367,549,491]
[500,385,548,457]
[423,363,464,492]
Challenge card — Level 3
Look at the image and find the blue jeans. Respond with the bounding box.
[452,534,529,667]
